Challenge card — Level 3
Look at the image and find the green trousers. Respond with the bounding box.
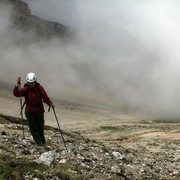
[25,111,45,145]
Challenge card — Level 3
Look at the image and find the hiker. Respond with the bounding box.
[13,72,54,145]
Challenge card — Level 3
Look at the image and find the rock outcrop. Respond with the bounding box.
[0,0,68,41]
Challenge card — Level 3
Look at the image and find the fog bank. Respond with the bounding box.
[1,0,180,118]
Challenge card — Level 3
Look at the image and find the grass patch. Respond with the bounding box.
[147,142,160,147]
[0,113,27,125]
[100,126,120,131]
[0,154,77,179]
[51,163,76,180]
[152,119,180,123]
[0,154,48,179]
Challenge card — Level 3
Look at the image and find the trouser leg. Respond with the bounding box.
[25,111,45,145]
[36,112,45,144]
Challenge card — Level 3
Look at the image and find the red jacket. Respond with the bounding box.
[13,83,53,113]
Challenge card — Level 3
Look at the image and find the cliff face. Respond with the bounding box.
[0,0,68,41]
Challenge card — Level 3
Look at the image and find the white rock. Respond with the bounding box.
[36,151,55,166]
[111,165,119,172]
[59,159,66,164]
[112,151,124,160]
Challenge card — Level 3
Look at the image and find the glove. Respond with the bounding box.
[48,104,55,112]
[17,77,21,85]
[51,103,55,109]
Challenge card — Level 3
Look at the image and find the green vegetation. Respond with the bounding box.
[0,154,47,179]
[0,154,76,179]
[100,126,120,131]
[0,113,27,125]
[152,119,180,123]
[139,119,180,124]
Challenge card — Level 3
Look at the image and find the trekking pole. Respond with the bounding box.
[49,106,68,152]
[18,79,25,139]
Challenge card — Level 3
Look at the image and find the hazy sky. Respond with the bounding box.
[1,0,180,118]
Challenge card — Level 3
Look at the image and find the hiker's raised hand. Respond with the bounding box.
[17,77,21,85]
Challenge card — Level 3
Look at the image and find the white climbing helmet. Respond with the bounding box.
[26,72,37,83]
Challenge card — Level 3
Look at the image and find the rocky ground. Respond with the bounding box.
[0,113,179,180]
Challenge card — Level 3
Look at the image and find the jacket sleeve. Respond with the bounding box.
[13,85,28,97]
[39,85,53,106]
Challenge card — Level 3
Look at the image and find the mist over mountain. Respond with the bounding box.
[1,0,180,118]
